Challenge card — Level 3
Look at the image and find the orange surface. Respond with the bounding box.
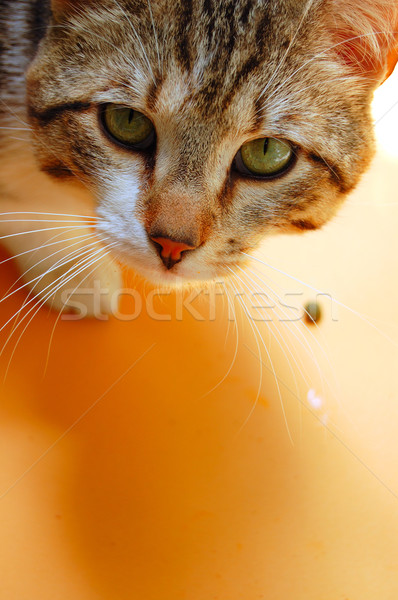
[0,147,398,599]
[1,87,398,597]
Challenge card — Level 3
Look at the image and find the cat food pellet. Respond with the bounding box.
[304,301,321,325]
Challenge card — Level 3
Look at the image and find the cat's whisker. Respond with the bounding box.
[2,245,101,347]
[236,267,309,441]
[242,264,339,402]
[0,237,105,323]
[236,265,309,397]
[0,126,31,131]
[0,99,30,127]
[0,231,95,269]
[2,137,30,142]
[242,260,393,425]
[201,280,240,400]
[46,239,116,314]
[44,242,116,317]
[0,219,96,224]
[226,271,268,439]
[2,294,53,378]
[242,251,398,348]
[0,225,96,242]
[46,241,113,300]
[44,241,118,371]
[0,211,97,219]
[4,246,115,376]
[238,269,304,395]
[229,267,295,443]
[29,236,110,295]
[1,243,113,359]
[1,232,97,300]
[221,281,233,350]
[0,227,99,303]
[239,265,352,429]
[6,235,101,301]
[0,234,99,304]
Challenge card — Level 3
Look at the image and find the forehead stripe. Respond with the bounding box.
[175,0,194,71]
[28,101,92,126]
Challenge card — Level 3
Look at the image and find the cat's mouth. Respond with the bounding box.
[116,247,246,290]
[108,241,217,287]
[134,263,218,288]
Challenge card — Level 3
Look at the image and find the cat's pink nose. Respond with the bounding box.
[150,236,197,270]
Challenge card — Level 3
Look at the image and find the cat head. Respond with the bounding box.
[26,0,398,284]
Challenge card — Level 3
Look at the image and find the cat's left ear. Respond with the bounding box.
[327,0,398,85]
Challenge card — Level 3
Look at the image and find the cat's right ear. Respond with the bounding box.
[326,0,398,86]
[384,43,398,84]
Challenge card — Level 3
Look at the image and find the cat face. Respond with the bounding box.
[26,0,398,285]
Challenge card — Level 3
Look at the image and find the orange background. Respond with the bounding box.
[0,81,398,598]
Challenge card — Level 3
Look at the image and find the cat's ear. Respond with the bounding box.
[327,0,398,85]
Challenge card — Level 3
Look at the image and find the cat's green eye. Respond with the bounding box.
[236,137,293,177]
[102,104,155,148]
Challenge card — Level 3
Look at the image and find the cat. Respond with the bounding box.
[0,0,397,316]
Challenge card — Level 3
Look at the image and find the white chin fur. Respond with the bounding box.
[112,246,216,288]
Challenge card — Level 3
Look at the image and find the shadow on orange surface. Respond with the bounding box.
[0,250,299,600]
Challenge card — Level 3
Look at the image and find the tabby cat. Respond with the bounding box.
[0,0,397,315]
